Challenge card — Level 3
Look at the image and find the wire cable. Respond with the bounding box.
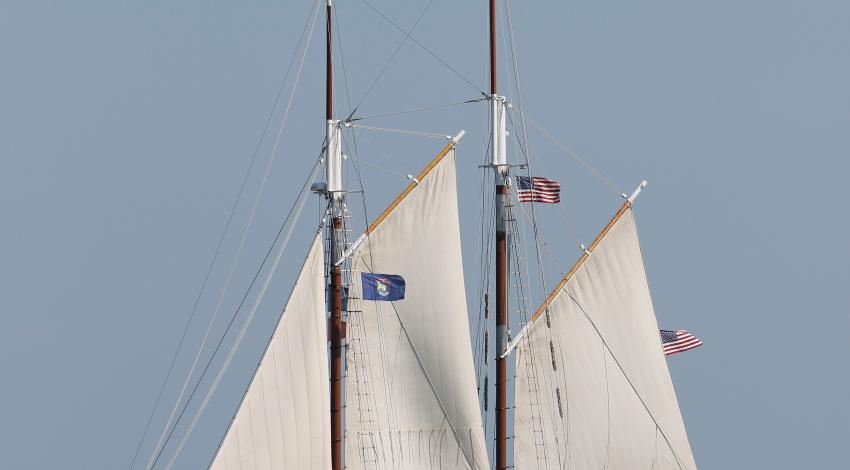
[163,156,323,469]
[357,0,486,102]
[347,0,435,119]
[143,1,322,467]
[128,2,321,469]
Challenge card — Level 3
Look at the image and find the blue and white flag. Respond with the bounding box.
[361,273,405,301]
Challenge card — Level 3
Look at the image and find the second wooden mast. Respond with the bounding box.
[490,0,510,468]
[326,1,345,470]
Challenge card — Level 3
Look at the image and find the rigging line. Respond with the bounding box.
[506,126,584,251]
[350,98,485,122]
[348,0,435,119]
[127,3,319,469]
[357,0,486,105]
[336,12,398,467]
[349,155,409,178]
[164,157,323,470]
[355,254,480,470]
[347,123,450,139]
[525,115,623,196]
[204,218,326,469]
[349,131,410,176]
[564,291,688,470]
[145,2,323,465]
[157,153,323,470]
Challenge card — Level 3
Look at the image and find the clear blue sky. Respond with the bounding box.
[1,1,848,469]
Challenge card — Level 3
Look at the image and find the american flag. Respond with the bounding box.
[660,329,703,356]
[516,176,561,203]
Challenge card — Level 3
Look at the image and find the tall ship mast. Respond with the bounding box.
[131,2,700,469]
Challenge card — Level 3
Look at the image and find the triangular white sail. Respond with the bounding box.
[210,234,330,470]
[343,147,490,469]
[514,206,697,469]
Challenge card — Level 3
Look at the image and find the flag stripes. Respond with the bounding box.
[660,329,703,356]
[516,176,561,203]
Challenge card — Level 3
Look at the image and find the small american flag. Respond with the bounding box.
[660,329,703,356]
[516,176,561,203]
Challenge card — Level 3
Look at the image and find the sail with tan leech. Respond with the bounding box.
[513,204,697,470]
[343,142,489,470]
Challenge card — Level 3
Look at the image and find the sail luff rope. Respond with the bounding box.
[143,3,322,468]
[163,156,324,470]
[127,3,321,469]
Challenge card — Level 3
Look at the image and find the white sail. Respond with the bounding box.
[210,234,330,470]
[514,206,697,469]
[343,146,489,470]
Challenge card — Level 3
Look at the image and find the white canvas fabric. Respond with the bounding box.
[210,234,330,470]
[344,149,489,470]
[514,207,697,470]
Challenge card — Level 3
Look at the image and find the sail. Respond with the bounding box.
[514,206,697,469]
[343,146,489,469]
[210,234,330,470]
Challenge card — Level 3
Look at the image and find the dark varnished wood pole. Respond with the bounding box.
[490,0,509,468]
[327,2,343,470]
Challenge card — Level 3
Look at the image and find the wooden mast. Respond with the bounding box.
[490,0,509,468]
[326,1,344,470]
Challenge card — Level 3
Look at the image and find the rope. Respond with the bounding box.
[350,98,484,122]
[163,156,322,469]
[564,291,688,470]
[347,0,435,119]
[349,131,411,176]
[348,123,451,139]
[357,0,486,99]
[524,115,623,196]
[127,4,321,469]
[144,2,322,466]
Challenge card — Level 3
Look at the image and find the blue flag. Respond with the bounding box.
[361,273,405,301]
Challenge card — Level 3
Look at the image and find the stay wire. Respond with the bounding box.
[127,2,320,468]
[145,0,323,465]
[348,0,435,119]
[151,148,324,470]
[349,98,484,122]
[357,0,486,112]
[164,154,324,469]
[525,116,623,196]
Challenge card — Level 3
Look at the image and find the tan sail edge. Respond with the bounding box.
[530,201,632,322]
[365,139,458,235]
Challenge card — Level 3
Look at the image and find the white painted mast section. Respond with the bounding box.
[491,95,508,174]
[333,130,466,267]
[326,120,343,198]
